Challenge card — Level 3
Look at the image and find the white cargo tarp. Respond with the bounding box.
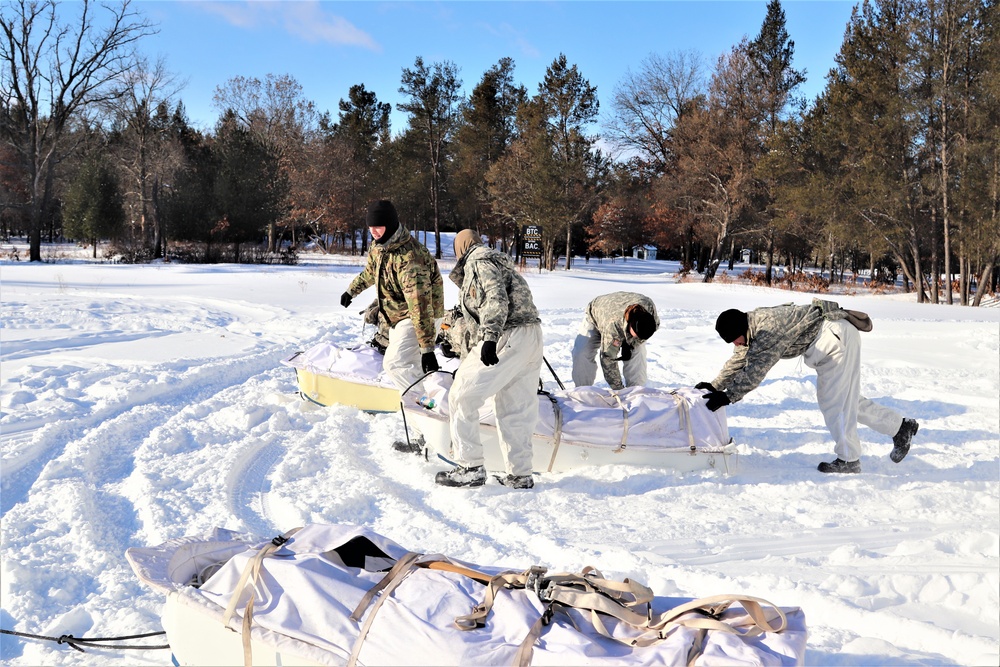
[413,373,730,452]
[168,523,806,666]
[281,343,394,388]
[282,342,731,456]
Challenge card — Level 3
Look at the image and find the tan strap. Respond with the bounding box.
[671,390,698,451]
[652,593,788,637]
[219,527,302,667]
[610,390,629,452]
[514,602,557,667]
[543,393,564,472]
[349,551,422,621]
[347,551,423,667]
[454,571,525,631]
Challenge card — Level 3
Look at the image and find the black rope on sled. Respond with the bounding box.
[399,368,455,459]
[0,628,169,652]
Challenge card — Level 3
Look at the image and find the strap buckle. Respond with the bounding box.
[525,565,548,597]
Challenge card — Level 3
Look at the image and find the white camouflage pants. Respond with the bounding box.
[802,319,903,462]
[449,324,544,476]
[571,321,647,388]
[383,318,424,393]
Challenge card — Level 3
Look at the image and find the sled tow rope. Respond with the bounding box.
[0,628,169,652]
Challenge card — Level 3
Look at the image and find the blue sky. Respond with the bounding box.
[137,1,859,136]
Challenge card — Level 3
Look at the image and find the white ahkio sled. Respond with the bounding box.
[126,523,808,667]
[282,343,738,476]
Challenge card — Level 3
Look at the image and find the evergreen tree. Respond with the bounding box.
[332,84,392,253]
[63,154,126,258]
[748,0,806,284]
[212,113,287,261]
[398,57,463,258]
[825,0,928,298]
[160,103,216,255]
[537,54,601,269]
[452,58,526,246]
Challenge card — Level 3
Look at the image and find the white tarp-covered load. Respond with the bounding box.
[282,343,395,387]
[405,373,735,473]
[413,372,729,452]
[280,342,736,472]
[280,344,399,412]
[127,523,808,667]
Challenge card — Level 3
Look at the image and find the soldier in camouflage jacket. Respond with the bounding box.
[572,292,659,390]
[434,230,543,490]
[341,201,444,400]
[699,299,918,474]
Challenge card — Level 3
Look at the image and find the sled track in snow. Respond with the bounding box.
[0,349,284,516]
[226,440,285,537]
[638,521,993,572]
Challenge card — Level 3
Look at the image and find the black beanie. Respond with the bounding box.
[628,309,657,341]
[715,309,749,343]
[366,200,399,244]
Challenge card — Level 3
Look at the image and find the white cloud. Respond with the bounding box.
[196,1,379,51]
[478,20,540,59]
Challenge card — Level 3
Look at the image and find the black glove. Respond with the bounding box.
[695,382,716,392]
[481,340,499,366]
[439,339,458,359]
[702,390,731,412]
[340,292,353,308]
[421,351,440,373]
[618,342,632,361]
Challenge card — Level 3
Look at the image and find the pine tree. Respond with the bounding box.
[537,54,600,269]
[452,58,526,247]
[398,57,462,259]
[63,155,126,258]
[749,0,806,284]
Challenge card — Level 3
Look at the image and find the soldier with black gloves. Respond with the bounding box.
[434,229,543,490]
[572,292,659,390]
[340,200,444,451]
[699,302,919,474]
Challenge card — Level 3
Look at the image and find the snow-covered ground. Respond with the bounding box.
[1,243,998,666]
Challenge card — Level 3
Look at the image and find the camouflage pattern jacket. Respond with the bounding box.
[347,224,444,352]
[585,292,660,390]
[449,245,540,356]
[711,298,856,403]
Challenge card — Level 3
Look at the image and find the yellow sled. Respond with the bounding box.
[282,346,400,413]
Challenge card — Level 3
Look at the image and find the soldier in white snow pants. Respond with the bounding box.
[449,324,544,479]
[571,292,659,390]
[802,319,905,463]
[434,229,543,489]
[701,300,919,474]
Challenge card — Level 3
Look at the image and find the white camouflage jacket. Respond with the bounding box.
[711,298,855,403]
[449,245,540,355]
[584,291,660,389]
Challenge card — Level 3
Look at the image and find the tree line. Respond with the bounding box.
[2,0,997,305]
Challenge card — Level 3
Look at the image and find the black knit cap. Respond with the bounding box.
[715,309,749,343]
[627,308,657,341]
[366,200,399,244]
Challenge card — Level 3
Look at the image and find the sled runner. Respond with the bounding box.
[127,523,808,666]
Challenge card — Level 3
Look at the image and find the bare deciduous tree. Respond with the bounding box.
[606,50,704,171]
[0,0,155,261]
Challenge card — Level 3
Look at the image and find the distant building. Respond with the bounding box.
[633,245,658,260]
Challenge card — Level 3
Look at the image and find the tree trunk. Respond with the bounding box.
[930,204,940,303]
[970,257,997,307]
[765,232,774,285]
